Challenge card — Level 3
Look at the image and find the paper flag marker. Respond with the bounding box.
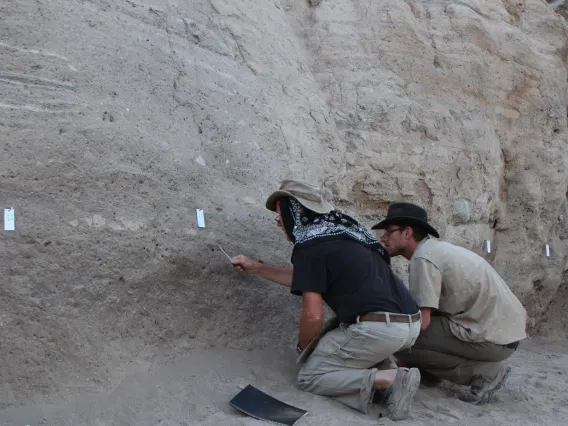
[196,209,205,228]
[4,208,15,231]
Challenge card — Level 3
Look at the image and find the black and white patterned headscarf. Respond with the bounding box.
[279,197,391,264]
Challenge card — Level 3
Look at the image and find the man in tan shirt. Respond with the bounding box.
[372,202,527,405]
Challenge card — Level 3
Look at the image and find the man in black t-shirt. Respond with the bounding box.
[230,180,423,420]
[291,238,418,322]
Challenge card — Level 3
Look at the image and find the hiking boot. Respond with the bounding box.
[459,366,511,405]
[385,367,421,421]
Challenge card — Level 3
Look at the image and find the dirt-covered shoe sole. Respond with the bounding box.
[459,366,511,405]
[386,367,421,421]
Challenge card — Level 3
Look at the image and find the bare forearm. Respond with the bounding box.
[298,313,323,349]
[419,307,432,331]
[254,263,293,287]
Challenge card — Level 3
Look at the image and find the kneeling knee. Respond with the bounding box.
[297,370,318,393]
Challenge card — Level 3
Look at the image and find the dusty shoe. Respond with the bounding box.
[385,367,421,421]
[459,366,511,405]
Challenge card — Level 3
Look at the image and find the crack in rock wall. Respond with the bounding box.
[1,0,567,409]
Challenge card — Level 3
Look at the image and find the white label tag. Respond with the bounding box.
[4,208,15,231]
[546,244,550,257]
[486,240,491,253]
[196,209,205,228]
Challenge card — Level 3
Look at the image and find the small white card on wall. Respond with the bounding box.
[546,244,550,257]
[486,240,491,253]
[196,208,205,228]
[4,208,15,231]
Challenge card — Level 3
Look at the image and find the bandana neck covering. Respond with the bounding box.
[279,197,391,264]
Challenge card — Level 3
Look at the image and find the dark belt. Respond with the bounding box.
[357,311,421,324]
[506,341,519,350]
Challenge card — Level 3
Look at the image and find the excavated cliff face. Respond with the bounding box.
[1,0,567,409]
[282,0,568,327]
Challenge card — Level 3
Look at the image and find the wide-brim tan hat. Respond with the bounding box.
[265,179,335,214]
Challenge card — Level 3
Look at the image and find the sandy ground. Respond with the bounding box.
[1,338,567,426]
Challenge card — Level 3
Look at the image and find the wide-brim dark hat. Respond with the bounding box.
[371,202,440,238]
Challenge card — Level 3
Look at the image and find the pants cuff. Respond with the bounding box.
[359,367,377,414]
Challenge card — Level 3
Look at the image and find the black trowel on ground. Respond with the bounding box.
[229,384,307,426]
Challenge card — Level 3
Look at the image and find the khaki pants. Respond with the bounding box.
[394,315,517,386]
[297,315,421,413]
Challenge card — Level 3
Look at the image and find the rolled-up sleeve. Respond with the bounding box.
[409,257,441,309]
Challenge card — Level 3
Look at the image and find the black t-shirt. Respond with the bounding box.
[290,238,419,321]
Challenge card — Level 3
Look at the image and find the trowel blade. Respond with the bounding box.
[217,244,232,261]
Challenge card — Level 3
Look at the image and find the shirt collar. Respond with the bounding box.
[410,235,431,261]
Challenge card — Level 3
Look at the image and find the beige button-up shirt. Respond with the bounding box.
[409,237,527,345]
